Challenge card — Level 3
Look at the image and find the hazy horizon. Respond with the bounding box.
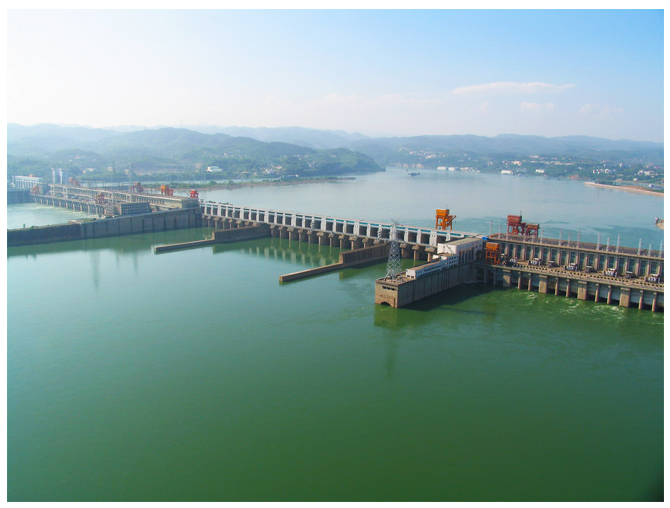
[6,121,665,144]
[8,10,664,143]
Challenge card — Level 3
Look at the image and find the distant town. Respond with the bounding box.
[389,149,663,189]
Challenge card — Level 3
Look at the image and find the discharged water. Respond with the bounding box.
[7,202,97,229]
[7,169,664,501]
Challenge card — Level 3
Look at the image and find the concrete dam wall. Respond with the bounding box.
[8,208,201,247]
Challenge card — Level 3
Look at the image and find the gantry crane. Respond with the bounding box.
[435,208,456,230]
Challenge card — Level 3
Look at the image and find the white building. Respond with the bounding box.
[405,254,458,279]
[437,237,483,264]
[13,175,43,189]
[206,166,223,173]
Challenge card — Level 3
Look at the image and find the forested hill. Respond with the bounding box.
[348,134,664,166]
[176,126,663,165]
[7,124,383,181]
[7,123,663,184]
[189,125,370,150]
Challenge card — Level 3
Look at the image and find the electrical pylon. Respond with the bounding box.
[385,219,402,280]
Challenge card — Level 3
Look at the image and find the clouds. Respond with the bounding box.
[579,103,624,119]
[520,102,555,112]
[452,81,575,97]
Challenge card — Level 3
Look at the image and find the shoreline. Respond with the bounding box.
[184,176,356,192]
[584,181,663,197]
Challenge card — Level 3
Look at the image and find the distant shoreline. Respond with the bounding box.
[186,176,356,192]
[584,181,663,197]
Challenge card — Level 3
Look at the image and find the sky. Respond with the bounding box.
[6,9,665,142]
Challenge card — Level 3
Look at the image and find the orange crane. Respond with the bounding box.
[130,182,144,193]
[160,184,174,196]
[435,208,456,230]
[485,243,501,264]
[507,214,540,237]
[189,189,199,199]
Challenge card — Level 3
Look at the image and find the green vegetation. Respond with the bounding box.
[7,124,662,188]
[7,126,383,183]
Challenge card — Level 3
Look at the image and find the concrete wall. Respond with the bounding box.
[154,226,271,253]
[280,243,390,282]
[212,226,270,243]
[8,190,32,204]
[340,243,389,264]
[79,209,200,240]
[8,223,82,247]
[8,208,201,247]
[375,263,477,307]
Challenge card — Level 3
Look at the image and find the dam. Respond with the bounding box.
[8,184,665,311]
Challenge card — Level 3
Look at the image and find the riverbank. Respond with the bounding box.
[585,181,663,197]
[182,176,356,192]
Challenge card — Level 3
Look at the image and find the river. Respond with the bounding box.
[7,168,664,501]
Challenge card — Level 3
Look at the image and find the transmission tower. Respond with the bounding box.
[385,219,402,280]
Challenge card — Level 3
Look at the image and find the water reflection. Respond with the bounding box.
[212,237,341,267]
[7,228,216,258]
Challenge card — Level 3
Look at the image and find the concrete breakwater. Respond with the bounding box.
[155,226,270,253]
[279,243,389,282]
[8,208,201,247]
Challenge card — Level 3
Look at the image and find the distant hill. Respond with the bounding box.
[349,134,664,165]
[182,125,370,150]
[6,124,663,185]
[6,124,383,181]
[9,123,662,162]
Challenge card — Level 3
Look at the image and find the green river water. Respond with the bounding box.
[7,169,664,501]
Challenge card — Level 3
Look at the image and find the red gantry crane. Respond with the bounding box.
[506,214,540,237]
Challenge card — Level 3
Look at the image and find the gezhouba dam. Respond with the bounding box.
[8,182,665,312]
